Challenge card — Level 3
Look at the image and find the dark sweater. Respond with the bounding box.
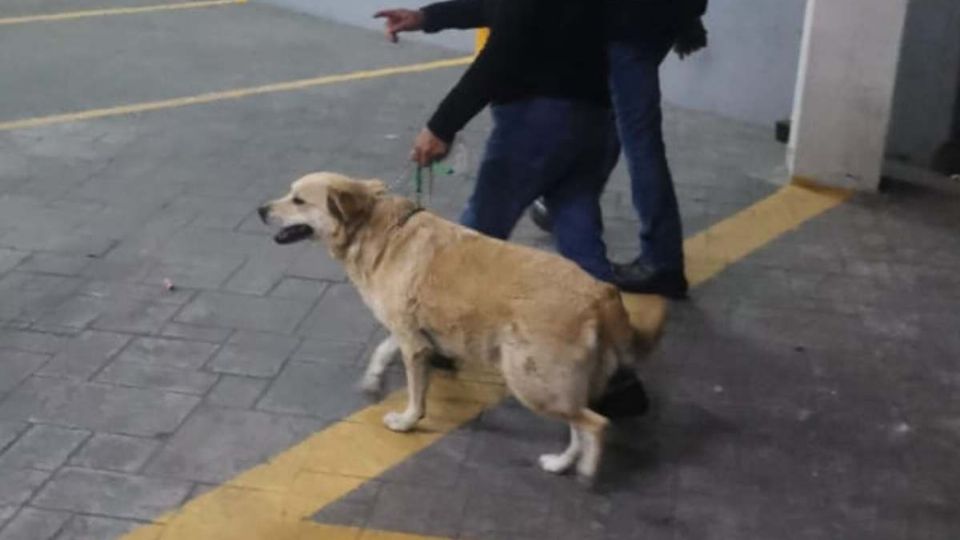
[421,0,609,143]
[605,0,707,44]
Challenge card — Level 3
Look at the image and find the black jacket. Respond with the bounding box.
[605,0,708,44]
[422,0,609,143]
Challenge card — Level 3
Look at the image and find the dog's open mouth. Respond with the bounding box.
[274,224,314,245]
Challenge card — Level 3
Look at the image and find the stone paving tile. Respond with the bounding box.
[297,283,380,342]
[0,378,199,438]
[284,249,347,283]
[0,425,89,471]
[68,433,159,474]
[269,277,329,301]
[0,229,115,258]
[459,492,551,540]
[15,254,90,277]
[367,483,471,538]
[0,350,48,396]
[256,361,370,419]
[312,482,381,528]
[31,468,191,521]
[0,250,29,275]
[0,273,82,325]
[0,469,50,507]
[0,507,13,532]
[176,291,313,334]
[0,507,71,540]
[95,361,218,395]
[0,330,69,356]
[293,339,368,366]
[222,248,299,297]
[144,406,324,484]
[0,423,27,454]
[89,299,182,335]
[53,515,142,540]
[34,331,131,381]
[76,281,193,306]
[204,376,269,409]
[157,323,233,344]
[112,337,220,371]
[206,331,299,378]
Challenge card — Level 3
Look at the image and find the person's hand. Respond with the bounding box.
[410,127,450,166]
[373,9,425,43]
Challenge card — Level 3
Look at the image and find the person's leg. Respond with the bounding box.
[608,40,684,273]
[460,102,552,240]
[460,100,615,286]
[543,112,619,283]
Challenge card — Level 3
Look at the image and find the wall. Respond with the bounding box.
[886,0,960,165]
[659,0,808,127]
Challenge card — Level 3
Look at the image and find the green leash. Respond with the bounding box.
[413,162,454,206]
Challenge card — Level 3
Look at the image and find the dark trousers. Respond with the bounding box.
[609,40,685,272]
[459,98,619,282]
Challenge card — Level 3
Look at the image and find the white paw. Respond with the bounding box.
[539,453,574,474]
[383,411,416,432]
[358,374,381,395]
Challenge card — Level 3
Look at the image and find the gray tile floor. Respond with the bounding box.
[1,2,959,539]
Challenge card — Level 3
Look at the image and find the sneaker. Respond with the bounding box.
[528,198,553,233]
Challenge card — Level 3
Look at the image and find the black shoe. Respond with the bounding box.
[613,260,688,299]
[594,368,650,419]
[429,355,457,371]
[528,198,553,233]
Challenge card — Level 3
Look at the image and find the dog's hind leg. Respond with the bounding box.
[360,335,399,394]
[571,408,609,483]
[539,425,581,474]
[383,342,430,432]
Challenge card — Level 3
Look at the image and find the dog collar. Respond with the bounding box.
[397,206,425,228]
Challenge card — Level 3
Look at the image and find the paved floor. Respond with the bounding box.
[1,2,958,539]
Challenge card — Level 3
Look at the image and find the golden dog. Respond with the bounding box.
[259,172,654,481]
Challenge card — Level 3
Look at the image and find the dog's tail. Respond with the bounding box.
[599,288,662,371]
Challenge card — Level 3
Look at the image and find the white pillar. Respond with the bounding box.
[788,0,909,190]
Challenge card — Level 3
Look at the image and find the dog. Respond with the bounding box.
[259,172,656,481]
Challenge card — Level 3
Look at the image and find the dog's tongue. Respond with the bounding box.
[274,224,314,245]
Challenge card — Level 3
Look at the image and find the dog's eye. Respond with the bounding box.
[292,196,305,205]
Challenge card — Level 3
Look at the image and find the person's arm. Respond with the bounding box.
[425,0,533,143]
[374,0,486,43]
[421,0,487,32]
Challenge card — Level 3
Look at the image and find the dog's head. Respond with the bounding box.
[258,172,387,254]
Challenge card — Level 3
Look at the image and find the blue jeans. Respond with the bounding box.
[609,40,685,272]
[460,98,619,282]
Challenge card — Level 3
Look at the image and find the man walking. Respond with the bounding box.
[531,0,708,299]
[376,0,620,284]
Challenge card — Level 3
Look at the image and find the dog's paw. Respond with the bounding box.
[358,374,382,395]
[383,411,416,432]
[538,453,575,474]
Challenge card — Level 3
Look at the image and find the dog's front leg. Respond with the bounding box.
[360,335,399,394]
[383,344,430,432]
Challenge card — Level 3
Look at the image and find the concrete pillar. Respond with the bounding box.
[788,0,909,190]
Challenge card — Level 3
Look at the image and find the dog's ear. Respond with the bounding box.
[326,184,373,226]
[361,179,387,196]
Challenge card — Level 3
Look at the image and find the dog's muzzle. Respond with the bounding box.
[274,224,314,245]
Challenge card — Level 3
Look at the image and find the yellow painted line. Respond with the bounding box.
[0,56,475,132]
[680,180,852,287]
[122,375,504,540]
[122,180,851,540]
[0,0,244,26]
